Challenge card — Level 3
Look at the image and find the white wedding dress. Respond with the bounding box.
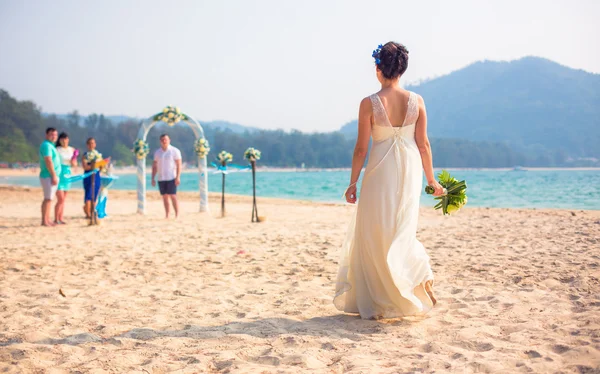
[334,91,435,319]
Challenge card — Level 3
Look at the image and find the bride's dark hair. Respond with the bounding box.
[374,42,409,80]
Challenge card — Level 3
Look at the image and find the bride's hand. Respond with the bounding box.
[345,184,357,204]
[428,180,445,196]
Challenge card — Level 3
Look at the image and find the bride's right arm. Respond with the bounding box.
[415,95,444,195]
[346,97,372,202]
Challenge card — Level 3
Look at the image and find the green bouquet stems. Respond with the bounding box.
[425,170,468,215]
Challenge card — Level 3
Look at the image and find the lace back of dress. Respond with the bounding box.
[370,94,390,128]
[403,92,419,126]
[370,92,419,128]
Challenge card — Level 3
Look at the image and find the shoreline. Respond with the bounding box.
[1,166,600,177]
[0,185,597,213]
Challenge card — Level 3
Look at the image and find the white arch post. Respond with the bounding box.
[136,113,209,214]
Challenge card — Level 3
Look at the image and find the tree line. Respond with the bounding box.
[0,89,586,168]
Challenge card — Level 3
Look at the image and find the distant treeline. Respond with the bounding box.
[0,89,586,168]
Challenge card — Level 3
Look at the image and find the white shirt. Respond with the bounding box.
[154,145,182,181]
[56,146,75,166]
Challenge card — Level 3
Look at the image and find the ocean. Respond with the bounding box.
[2,169,599,210]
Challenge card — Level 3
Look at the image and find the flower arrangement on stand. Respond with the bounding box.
[244,147,261,162]
[217,151,233,164]
[244,148,262,222]
[217,151,233,217]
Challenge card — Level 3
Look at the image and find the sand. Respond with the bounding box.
[0,185,599,373]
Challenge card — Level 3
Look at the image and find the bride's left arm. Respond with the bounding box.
[346,97,372,203]
[415,95,444,196]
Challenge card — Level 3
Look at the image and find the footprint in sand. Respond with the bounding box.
[467,362,491,372]
[551,344,571,354]
[525,350,542,358]
[420,342,441,353]
[10,350,26,360]
[213,360,234,371]
[121,328,158,341]
[254,355,281,366]
[454,341,494,352]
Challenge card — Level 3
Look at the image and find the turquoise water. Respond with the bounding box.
[2,169,599,210]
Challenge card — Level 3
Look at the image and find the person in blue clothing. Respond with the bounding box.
[39,127,61,226]
[81,137,102,219]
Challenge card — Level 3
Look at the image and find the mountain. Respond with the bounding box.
[201,120,260,134]
[42,113,138,126]
[340,120,358,139]
[4,57,599,168]
[341,57,600,159]
[42,113,259,134]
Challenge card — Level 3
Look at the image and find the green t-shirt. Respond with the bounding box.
[39,140,62,178]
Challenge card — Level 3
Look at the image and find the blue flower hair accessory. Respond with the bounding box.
[372,44,383,65]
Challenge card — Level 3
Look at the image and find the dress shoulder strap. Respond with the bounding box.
[403,92,420,126]
[369,94,390,127]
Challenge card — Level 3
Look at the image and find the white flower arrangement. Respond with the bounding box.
[156,105,185,126]
[244,147,261,162]
[194,138,210,158]
[132,139,150,159]
[217,150,233,164]
[84,149,102,163]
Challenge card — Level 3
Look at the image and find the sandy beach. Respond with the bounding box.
[0,185,599,373]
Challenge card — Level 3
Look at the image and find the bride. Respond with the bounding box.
[334,42,445,319]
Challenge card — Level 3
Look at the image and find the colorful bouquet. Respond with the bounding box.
[244,147,261,162]
[84,149,108,173]
[425,170,468,215]
[217,150,233,164]
[132,139,149,159]
[194,138,210,158]
[84,149,102,163]
[154,105,187,126]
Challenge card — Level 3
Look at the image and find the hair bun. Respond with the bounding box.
[374,42,409,80]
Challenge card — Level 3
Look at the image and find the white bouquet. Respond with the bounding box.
[217,150,233,164]
[244,147,261,162]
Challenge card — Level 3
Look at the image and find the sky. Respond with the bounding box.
[1,0,599,132]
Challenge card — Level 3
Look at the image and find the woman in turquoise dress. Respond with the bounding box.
[55,132,78,224]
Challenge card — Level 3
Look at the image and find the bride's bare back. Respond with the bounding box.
[374,88,412,127]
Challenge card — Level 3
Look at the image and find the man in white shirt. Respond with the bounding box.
[151,134,182,218]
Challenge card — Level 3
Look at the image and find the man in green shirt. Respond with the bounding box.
[39,127,61,226]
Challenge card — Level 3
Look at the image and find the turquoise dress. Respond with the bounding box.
[58,165,71,191]
[56,146,75,191]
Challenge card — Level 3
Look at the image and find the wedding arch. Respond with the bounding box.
[133,106,210,214]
